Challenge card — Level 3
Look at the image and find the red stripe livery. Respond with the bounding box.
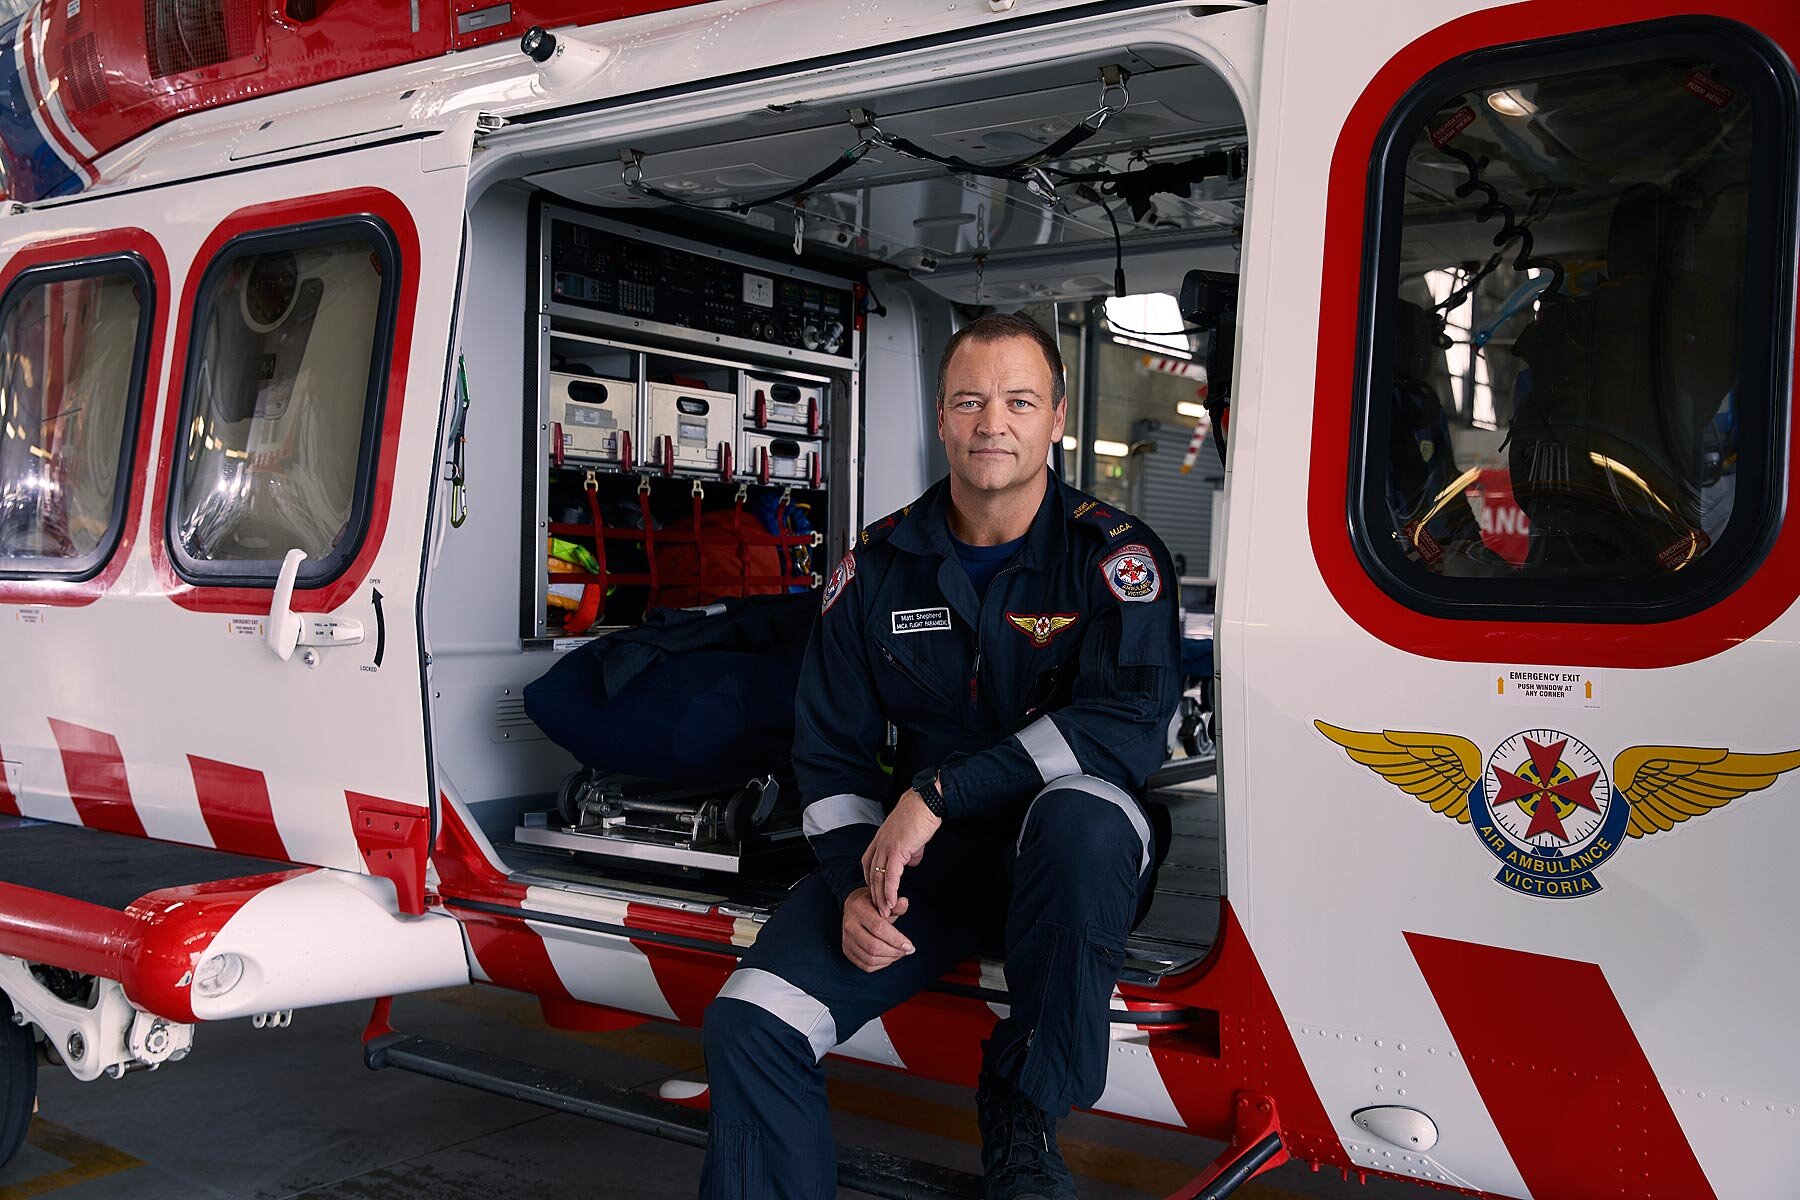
[47,717,145,838]
[1408,932,1716,1200]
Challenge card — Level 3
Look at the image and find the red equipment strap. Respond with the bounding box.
[691,483,707,603]
[638,477,658,606]
[562,472,606,636]
[734,490,750,594]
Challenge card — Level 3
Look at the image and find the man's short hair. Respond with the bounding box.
[935,312,1066,408]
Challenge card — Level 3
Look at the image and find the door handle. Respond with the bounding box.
[269,549,307,661]
[268,549,365,663]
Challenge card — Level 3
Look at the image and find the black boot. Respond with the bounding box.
[975,1032,1077,1200]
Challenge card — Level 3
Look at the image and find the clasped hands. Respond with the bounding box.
[841,785,942,973]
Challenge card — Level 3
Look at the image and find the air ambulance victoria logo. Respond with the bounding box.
[1316,721,1800,899]
[1473,730,1622,896]
[1100,543,1161,603]
[820,552,855,615]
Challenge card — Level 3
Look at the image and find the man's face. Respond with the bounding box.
[937,335,1066,497]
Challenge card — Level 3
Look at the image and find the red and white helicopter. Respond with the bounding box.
[0,0,1796,1196]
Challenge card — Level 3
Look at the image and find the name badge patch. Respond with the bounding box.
[891,607,952,634]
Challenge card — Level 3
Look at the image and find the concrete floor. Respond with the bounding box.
[1,985,1431,1200]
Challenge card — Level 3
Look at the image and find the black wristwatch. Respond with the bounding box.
[911,769,948,820]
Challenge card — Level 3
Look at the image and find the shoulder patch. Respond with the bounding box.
[821,551,856,614]
[1099,543,1162,603]
[1070,494,1137,542]
[858,506,907,548]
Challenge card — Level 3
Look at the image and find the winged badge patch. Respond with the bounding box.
[1006,612,1079,648]
[1316,721,1800,899]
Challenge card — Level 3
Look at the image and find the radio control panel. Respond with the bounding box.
[548,215,854,358]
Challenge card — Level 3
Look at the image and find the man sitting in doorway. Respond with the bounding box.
[701,312,1182,1199]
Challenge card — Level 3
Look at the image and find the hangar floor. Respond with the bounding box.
[2,985,1428,1200]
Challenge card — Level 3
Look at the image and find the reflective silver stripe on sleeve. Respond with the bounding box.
[717,968,838,1061]
[1016,715,1082,784]
[802,793,884,838]
[1020,774,1153,875]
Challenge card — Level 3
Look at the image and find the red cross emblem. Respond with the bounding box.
[1491,736,1601,841]
[1099,543,1160,602]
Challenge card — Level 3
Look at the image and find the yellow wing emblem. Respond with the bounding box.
[1006,613,1078,647]
[1612,745,1800,838]
[1314,721,1481,823]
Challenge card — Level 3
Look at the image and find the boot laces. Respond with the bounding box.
[980,1085,1062,1183]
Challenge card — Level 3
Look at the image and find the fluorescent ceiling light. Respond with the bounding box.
[1176,401,1208,420]
[1061,436,1078,451]
[1094,439,1130,458]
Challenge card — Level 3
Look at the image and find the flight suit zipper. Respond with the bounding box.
[967,558,1030,725]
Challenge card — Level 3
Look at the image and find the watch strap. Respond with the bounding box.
[911,769,947,820]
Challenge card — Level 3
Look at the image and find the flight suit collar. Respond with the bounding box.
[887,472,1070,573]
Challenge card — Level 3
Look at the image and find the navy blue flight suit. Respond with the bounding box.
[701,473,1181,1198]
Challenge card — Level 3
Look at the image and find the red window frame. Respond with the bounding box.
[148,187,421,615]
[0,228,168,608]
[1307,0,1800,668]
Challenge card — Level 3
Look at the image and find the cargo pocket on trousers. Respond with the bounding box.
[706,1123,765,1198]
[1014,920,1128,1113]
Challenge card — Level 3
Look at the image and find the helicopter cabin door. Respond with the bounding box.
[0,128,477,915]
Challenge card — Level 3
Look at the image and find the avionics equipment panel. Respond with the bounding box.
[541,204,859,367]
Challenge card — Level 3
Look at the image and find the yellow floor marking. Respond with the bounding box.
[0,1120,142,1199]
[418,987,1315,1198]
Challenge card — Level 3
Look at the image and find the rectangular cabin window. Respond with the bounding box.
[0,258,153,579]
[1356,21,1795,621]
[170,220,399,587]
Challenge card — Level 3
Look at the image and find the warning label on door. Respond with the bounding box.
[1492,667,1601,709]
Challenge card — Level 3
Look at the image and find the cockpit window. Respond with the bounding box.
[0,258,153,579]
[169,220,398,587]
[1357,23,1794,620]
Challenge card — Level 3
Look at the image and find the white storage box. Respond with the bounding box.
[549,372,637,466]
[742,375,826,435]
[644,382,738,475]
[740,431,826,487]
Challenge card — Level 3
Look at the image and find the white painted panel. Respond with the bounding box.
[529,920,678,1021]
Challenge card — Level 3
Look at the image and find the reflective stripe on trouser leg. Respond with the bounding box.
[1015,715,1082,783]
[701,990,835,1200]
[1000,776,1152,1116]
[702,869,996,1196]
[716,967,839,1061]
[1017,773,1152,875]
